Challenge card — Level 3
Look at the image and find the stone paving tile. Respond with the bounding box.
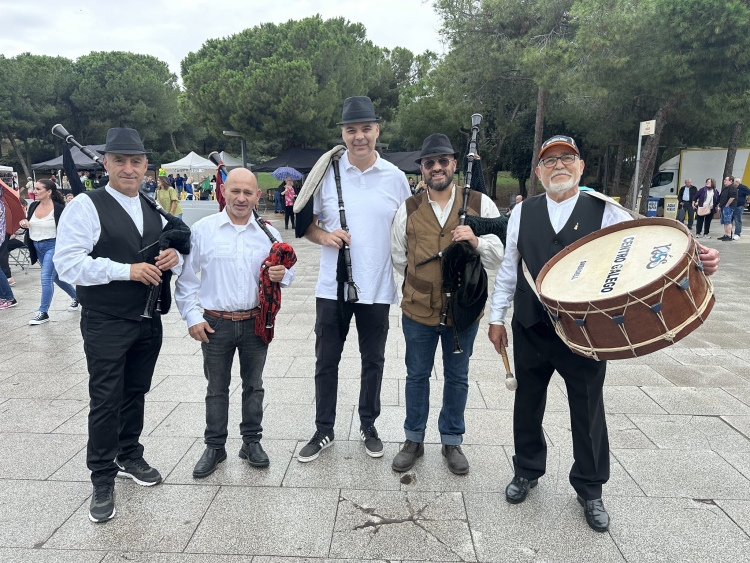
[718,450,750,481]
[148,374,236,403]
[628,414,750,452]
[0,398,87,433]
[349,405,440,444]
[0,371,87,400]
[641,386,750,415]
[0,352,84,373]
[613,448,750,499]
[49,436,196,483]
[185,486,338,557]
[284,440,401,491]
[722,415,750,437]
[543,411,656,450]
[714,499,750,537]
[724,386,750,406]
[0,480,91,548]
[148,402,240,438]
[652,364,750,387]
[166,438,294,486]
[0,433,86,480]
[602,364,675,387]
[46,483,218,552]
[235,376,314,405]
[607,497,750,563]
[54,400,178,436]
[0,548,105,563]
[602,386,668,414]
[102,554,253,563]
[476,378,570,412]
[264,403,354,442]
[330,489,476,562]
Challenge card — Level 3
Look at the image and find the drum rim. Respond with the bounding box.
[537,217,693,304]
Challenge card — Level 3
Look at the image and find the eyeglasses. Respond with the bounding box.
[421,157,453,170]
[539,154,578,168]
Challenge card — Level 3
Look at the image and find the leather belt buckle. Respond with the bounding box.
[231,311,245,322]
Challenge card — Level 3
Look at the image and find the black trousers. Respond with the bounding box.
[511,318,609,500]
[314,297,389,433]
[81,308,162,486]
[284,205,295,229]
[0,234,10,279]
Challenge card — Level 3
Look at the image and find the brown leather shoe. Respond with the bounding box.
[392,440,424,472]
[441,445,469,475]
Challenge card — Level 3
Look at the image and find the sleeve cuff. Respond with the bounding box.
[186,309,204,328]
[110,262,131,281]
[489,320,505,326]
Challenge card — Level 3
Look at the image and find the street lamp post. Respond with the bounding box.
[222,130,247,169]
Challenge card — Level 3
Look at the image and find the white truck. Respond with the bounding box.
[650,148,750,197]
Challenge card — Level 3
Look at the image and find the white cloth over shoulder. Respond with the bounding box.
[54,186,183,286]
[313,151,411,305]
[489,191,632,324]
[174,210,295,329]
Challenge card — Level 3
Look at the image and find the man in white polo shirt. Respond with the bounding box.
[298,96,411,462]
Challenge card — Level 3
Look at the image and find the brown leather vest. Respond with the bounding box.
[401,188,482,326]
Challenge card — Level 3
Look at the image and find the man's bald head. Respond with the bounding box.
[224,168,260,224]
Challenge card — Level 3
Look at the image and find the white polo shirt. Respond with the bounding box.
[313,151,411,304]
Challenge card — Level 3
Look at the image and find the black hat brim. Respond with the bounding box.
[336,117,381,125]
[415,150,459,166]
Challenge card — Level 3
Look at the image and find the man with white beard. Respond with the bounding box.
[487,135,719,533]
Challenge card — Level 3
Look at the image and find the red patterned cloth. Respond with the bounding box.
[255,239,297,343]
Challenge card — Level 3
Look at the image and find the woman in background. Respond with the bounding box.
[693,178,719,239]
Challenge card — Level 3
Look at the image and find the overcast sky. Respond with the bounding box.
[0,0,445,76]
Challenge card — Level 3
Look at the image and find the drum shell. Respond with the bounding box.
[537,218,715,360]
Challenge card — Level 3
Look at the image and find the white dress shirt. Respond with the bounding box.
[489,191,632,324]
[391,184,505,277]
[174,210,295,328]
[54,186,183,286]
[313,151,411,305]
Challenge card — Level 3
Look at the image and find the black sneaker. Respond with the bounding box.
[89,482,116,523]
[297,430,334,463]
[360,425,384,458]
[29,312,50,325]
[115,456,162,486]
[68,299,80,311]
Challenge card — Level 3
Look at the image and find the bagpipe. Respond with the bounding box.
[51,124,191,318]
[207,152,297,343]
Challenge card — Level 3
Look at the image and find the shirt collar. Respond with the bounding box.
[426,183,456,205]
[546,190,580,208]
[342,150,383,172]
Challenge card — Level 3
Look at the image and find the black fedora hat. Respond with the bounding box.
[415,133,459,165]
[337,96,380,125]
[97,127,147,155]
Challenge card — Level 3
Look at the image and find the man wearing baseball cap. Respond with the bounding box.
[487,135,720,532]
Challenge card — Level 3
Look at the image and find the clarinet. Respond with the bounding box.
[51,124,187,319]
[332,159,359,303]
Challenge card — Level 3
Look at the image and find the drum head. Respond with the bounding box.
[540,220,691,303]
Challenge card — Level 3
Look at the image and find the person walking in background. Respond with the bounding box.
[718,176,738,241]
[156,177,182,219]
[693,178,719,239]
[732,176,749,239]
[274,182,284,213]
[677,178,697,230]
[0,182,18,302]
[282,176,296,230]
[18,179,78,325]
[174,173,184,198]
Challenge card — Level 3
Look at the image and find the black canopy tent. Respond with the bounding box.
[381,151,422,174]
[31,144,106,171]
[251,148,327,174]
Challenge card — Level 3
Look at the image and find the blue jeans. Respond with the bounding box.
[733,205,744,235]
[201,313,268,447]
[0,268,14,301]
[35,239,76,313]
[402,314,480,445]
[274,191,282,213]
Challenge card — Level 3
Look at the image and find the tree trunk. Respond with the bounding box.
[613,141,624,197]
[527,87,547,197]
[723,121,743,179]
[6,130,31,180]
[519,176,527,198]
[630,97,678,214]
[171,133,179,152]
[486,102,521,199]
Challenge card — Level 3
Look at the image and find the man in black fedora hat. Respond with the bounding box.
[297,96,411,463]
[390,133,503,475]
[54,127,184,523]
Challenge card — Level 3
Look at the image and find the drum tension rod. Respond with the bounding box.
[678,277,690,291]
[650,303,662,313]
[612,315,625,325]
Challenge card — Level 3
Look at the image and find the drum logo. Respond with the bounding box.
[600,235,635,294]
[647,244,672,269]
[571,260,587,281]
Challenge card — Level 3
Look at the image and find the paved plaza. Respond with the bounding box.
[1,215,749,563]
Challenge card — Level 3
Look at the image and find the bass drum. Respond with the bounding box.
[536,218,714,361]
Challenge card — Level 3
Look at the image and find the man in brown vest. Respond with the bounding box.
[390,134,504,475]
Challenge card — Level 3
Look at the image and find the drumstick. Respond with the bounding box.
[498,343,518,391]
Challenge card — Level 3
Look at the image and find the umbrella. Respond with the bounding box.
[271,166,303,181]
[1,181,24,235]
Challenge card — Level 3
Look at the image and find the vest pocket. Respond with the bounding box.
[404,273,434,318]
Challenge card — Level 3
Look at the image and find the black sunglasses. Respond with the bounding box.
[421,157,454,170]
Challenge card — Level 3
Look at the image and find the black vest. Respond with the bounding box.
[514,193,605,328]
[76,188,162,321]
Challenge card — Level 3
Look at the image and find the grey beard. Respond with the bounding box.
[542,173,579,194]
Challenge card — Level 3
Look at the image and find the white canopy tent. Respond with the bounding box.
[161,152,216,173]
[0,165,13,172]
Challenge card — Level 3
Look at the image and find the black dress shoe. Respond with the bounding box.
[193,447,227,479]
[505,475,538,504]
[577,495,610,532]
[239,441,270,467]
